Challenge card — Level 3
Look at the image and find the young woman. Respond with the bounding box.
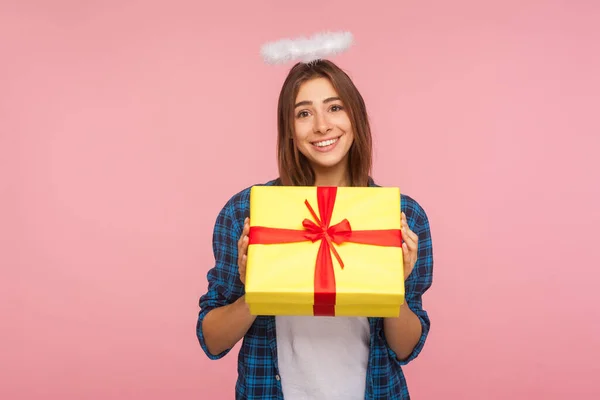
[196,59,434,400]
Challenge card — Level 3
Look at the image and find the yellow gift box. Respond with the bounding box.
[245,186,404,318]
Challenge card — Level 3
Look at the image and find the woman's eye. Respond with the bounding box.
[330,105,344,112]
[297,111,310,118]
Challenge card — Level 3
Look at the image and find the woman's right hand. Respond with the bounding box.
[237,217,250,285]
[202,216,256,355]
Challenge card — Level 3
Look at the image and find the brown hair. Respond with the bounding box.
[276,59,373,187]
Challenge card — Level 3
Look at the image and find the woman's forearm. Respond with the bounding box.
[202,295,257,356]
[383,302,422,360]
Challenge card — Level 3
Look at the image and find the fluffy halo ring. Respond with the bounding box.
[260,31,353,65]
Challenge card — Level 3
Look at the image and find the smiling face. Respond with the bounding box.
[292,77,354,182]
[277,60,372,187]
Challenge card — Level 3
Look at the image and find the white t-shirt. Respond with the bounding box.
[276,315,370,400]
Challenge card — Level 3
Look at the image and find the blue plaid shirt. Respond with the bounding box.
[197,178,434,399]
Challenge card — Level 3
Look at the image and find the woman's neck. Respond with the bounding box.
[313,164,350,187]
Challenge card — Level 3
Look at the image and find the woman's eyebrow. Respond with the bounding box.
[294,97,341,108]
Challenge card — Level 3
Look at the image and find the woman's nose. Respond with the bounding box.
[313,112,332,134]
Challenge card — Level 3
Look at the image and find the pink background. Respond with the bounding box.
[3,0,599,399]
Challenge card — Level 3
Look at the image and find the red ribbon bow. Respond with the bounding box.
[248,187,402,316]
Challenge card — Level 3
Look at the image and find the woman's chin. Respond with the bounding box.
[308,152,349,171]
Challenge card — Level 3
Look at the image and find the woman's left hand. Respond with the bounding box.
[401,212,419,280]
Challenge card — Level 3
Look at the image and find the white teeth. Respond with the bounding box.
[314,138,338,147]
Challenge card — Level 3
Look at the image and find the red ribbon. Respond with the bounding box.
[248,187,402,316]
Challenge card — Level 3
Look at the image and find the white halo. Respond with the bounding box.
[260,31,354,65]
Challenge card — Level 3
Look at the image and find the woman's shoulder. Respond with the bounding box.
[369,178,430,227]
[218,178,280,216]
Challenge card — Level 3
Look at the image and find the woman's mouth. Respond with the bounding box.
[311,137,340,152]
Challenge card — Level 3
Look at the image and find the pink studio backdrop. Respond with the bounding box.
[2,1,599,399]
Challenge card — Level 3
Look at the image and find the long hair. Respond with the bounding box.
[276,59,373,187]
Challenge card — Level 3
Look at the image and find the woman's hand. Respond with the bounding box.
[237,217,250,285]
[401,212,419,280]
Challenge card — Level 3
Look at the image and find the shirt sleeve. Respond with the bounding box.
[196,200,244,360]
[386,201,434,366]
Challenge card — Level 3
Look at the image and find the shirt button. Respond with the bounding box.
[275,374,280,381]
